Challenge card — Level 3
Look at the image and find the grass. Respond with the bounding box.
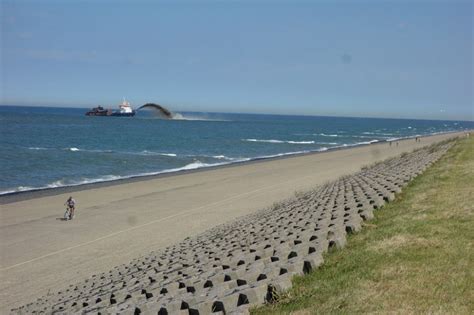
[252,136,474,315]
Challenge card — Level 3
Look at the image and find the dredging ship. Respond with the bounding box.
[86,99,136,117]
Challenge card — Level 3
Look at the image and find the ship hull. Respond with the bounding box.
[85,110,111,116]
[111,112,135,117]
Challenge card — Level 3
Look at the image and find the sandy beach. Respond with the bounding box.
[0,132,464,312]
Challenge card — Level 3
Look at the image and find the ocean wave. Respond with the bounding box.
[139,151,177,157]
[387,137,402,142]
[27,146,185,158]
[0,186,36,194]
[168,161,221,171]
[362,132,397,136]
[252,150,309,160]
[31,147,178,157]
[316,133,339,137]
[287,140,315,144]
[244,139,284,143]
[254,147,327,159]
[355,139,380,145]
[27,147,49,150]
[211,155,235,160]
[64,147,115,153]
[243,139,315,144]
[183,154,237,161]
[329,140,379,150]
[316,142,339,145]
[351,135,392,139]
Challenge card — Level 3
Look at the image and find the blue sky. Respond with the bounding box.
[1,0,472,120]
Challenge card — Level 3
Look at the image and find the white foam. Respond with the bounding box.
[65,147,118,154]
[1,186,36,194]
[255,150,310,159]
[28,147,49,150]
[29,147,179,157]
[140,150,177,157]
[244,139,285,143]
[287,141,315,144]
[243,139,315,144]
[140,160,231,176]
[177,161,213,170]
[354,139,379,145]
[361,131,397,136]
[316,142,339,145]
[29,147,113,153]
[316,133,339,137]
[212,155,235,160]
[387,137,402,142]
[352,135,392,139]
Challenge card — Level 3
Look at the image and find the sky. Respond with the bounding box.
[1,0,473,120]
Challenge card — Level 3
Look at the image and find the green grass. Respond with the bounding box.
[253,137,474,315]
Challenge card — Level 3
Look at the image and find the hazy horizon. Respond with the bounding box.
[1,1,473,121]
[1,103,473,123]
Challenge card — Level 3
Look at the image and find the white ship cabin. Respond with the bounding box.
[119,99,134,114]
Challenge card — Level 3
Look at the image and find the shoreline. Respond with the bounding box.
[8,132,465,314]
[0,131,465,313]
[0,130,464,204]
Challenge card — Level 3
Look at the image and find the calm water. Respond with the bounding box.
[1,106,472,195]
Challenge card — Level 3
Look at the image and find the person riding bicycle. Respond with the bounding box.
[65,196,76,220]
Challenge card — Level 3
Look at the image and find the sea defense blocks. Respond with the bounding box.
[12,141,455,315]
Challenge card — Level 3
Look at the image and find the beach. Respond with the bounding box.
[0,132,464,312]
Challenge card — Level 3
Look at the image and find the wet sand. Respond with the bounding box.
[0,132,464,312]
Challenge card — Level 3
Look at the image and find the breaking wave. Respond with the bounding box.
[243,139,315,144]
[138,151,177,157]
[316,133,340,137]
[27,147,49,150]
[355,139,380,145]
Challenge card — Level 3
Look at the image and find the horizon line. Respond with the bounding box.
[0,103,473,123]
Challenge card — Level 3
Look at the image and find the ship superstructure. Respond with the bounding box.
[86,98,136,117]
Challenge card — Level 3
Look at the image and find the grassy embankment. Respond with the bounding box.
[253,136,473,314]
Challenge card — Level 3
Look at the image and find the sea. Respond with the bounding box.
[1,105,472,196]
